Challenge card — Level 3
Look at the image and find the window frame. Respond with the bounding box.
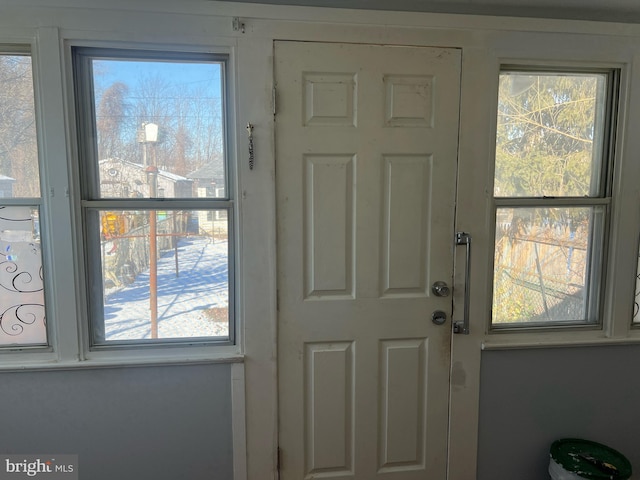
[69,43,241,361]
[490,66,620,332]
[447,34,640,354]
[0,45,54,355]
[0,34,243,368]
[71,46,236,351]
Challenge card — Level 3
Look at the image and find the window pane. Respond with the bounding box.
[93,209,229,343]
[0,55,40,197]
[91,58,225,199]
[493,207,602,325]
[495,72,607,198]
[0,207,46,346]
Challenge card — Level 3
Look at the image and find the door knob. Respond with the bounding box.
[432,310,447,325]
[432,281,450,297]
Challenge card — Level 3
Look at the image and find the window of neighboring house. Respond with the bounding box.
[73,48,233,347]
[0,51,47,347]
[491,68,618,329]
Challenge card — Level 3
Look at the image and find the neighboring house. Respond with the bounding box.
[187,163,228,238]
[186,162,225,198]
[0,174,15,198]
[98,157,194,286]
[99,157,193,198]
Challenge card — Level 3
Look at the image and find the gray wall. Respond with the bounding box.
[0,363,233,480]
[5,346,640,479]
[478,345,640,479]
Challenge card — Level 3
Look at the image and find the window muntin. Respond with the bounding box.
[74,48,232,347]
[0,52,46,347]
[492,69,616,328]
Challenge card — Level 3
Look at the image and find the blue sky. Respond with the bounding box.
[92,59,223,102]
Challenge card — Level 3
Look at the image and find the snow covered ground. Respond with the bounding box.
[103,237,229,341]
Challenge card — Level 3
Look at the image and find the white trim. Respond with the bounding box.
[231,362,248,480]
[448,45,496,480]
[605,54,640,338]
[235,35,278,480]
[5,0,640,37]
[482,335,640,350]
[0,355,243,373]
[35,26,82,364]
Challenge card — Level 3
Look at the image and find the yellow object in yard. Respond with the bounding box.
[101,212,126,236]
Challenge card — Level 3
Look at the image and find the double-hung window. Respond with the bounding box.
[491,68,618,329]
[0,50,47,348]
[73,48,234,348]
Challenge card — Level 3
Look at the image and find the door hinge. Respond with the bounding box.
[232,17,246,34]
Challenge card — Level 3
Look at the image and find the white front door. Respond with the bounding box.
[276,41,461,480]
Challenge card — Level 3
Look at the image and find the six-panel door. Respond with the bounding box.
[276,41,462,480]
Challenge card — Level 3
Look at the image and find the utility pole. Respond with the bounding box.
[140,122,159,338]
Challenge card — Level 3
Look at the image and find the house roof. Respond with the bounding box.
[100,157,192,183]
[186,163,218,180]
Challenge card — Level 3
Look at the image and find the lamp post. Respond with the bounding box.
[140,122,159,338]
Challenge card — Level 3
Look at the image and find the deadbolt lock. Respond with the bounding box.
[432,310,447,325]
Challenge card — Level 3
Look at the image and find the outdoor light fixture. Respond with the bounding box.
[143,122,158,143]
[138,122,158,167]
[138,122,159,143]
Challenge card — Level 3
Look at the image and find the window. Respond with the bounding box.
[0,51,47,347]
[73,48,233,347]
[491,68,618,328]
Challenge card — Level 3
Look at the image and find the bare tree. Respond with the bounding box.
[93,63,226,189]
[0,55,39,197]
[96,82,130,160]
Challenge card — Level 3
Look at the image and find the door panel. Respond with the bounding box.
[276,41,461,480]
[304,154,355,298]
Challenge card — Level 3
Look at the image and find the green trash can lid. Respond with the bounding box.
[550,438,632,480]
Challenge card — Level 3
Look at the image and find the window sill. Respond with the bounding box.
[482,330,640,350]
[0,349,244,372]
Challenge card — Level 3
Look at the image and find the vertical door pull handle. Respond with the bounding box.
[454,232,471,335]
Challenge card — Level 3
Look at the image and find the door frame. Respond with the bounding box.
[267,36,488,480]
[240,12,640,480]
[240,14,546,480]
